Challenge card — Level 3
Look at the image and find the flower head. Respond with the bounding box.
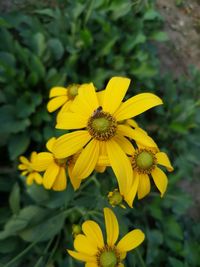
[34,137,81,191]
[53,77,162,199]
[47,84,81,116]
[124,147,174,207]
[67,207,145,266]
[18,152,42,185]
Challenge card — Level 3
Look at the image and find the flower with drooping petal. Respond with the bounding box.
[67,207,145,266]
[124,147,174,207]
[47,84,81,116]
[53,76,163,201]
[33,137,81,191]
[18,152,42,185]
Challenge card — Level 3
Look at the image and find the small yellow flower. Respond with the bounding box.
[67,207,145,266]
[53,77,162,200]
[47,84,81,115]
[124,147,174,207]
[34,137,81,191]
[18,152,42,185]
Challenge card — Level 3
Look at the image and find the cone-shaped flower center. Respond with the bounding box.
[68,84,80,99]
[100,251,117,267]
[87,108,117,141]
[132,149,156,174]
[136,151,153,169]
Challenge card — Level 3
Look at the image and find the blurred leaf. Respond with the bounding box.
[8,133,30,160]
[9,183,20,214]
[48,38,64,60]
[168,257,185,267]
[32,32,46,57]
[150,31,168,42]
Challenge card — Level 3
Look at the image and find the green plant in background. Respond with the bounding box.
[0,0,199,266]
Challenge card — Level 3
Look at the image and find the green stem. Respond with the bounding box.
[33,238,54,267]
[135,249,146,267]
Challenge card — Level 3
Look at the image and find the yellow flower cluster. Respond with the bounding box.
[18,76,174,266]
[18,77,173,206]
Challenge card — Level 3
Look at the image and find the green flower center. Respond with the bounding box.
[87,108,117,141]
[100,251,117,267]
[92,117,110,132]
[68,84,80,99]
[136,151,154,169]
[132,149,156,174]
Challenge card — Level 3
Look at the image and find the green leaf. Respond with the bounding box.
[48,38,64,60]
[8,132,30,160]
[143,9,161,20]
[19,213,65,242]
[9,183,20,214]
[32,32,46,57]
[168,257,185,267]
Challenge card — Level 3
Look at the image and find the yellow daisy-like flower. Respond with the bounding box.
[107,189,126,209]
[34,137,81,191]
[47,84,81,115]
[67,207,145,266]
[53,76,162,200]
[124,147,174,207]
[18,152,42,185]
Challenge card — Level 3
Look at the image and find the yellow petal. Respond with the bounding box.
[106,139,133,194]
[26,174,34,185]
[114,133,135,155]
[156,152,174,172]
[117,125,157,147]
[21,170,28,176]
[74,234,98,255]
[67,250,96,262]
[137,173,151,200]
[114,93,163,121]
[49,87,67,98]
[56,112,87,130]
[18,164,27,170]
[151,167,168,197]
[30,152,37,162]
[33,172,43,185]
[56,100,72,121]
[47,96,68,112]
[33,152,53,171]
[19,156,29,165]
[104,207,119,246]
[70,83,98,118]
[97,90,105,106]
[68,163,82,190]
[124,171,139,208]
[52,131,91,159]
[52,167,67,191]
[95,166,106,173]
[117,229,145,252]
[126,119,139,128]
[43,162,60,189]
[102,77,130,114]
[82,220,104,249]
[72,140,99,179]
[85,263,97,267]
[46,137,56,152]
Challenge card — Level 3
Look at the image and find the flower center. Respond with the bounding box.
[55,158,67,167]
[87,108,117,141]
[67,84,80,99]
[100,251,117,267]
[132,149,156,174]
[97,246,120,267]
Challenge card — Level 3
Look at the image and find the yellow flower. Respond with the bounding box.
[47,84,81,115]
[67,207,145,266]
[34,137,81,191]
[53,77,162,199]
[124,147,174,207]
[107,189,126,209]
[18,152,42,185]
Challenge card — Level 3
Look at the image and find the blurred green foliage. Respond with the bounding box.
[0,0,200,266]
